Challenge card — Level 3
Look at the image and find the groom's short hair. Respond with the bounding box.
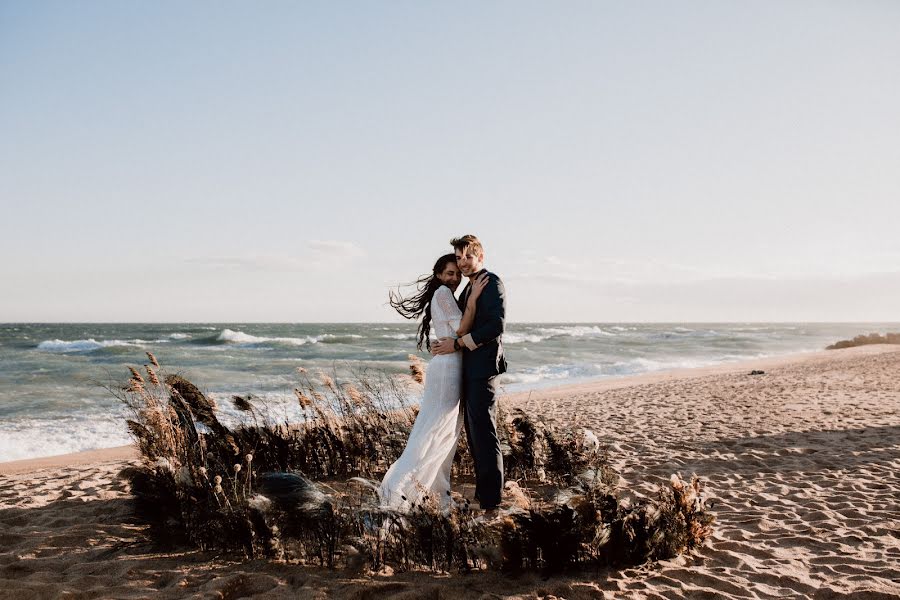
[451,234,483,258]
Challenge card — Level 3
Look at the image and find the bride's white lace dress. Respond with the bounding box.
[379,285,463,511]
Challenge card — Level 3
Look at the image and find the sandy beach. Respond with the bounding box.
[2,345,899,599]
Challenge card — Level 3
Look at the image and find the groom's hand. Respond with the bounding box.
[431,337,456,355]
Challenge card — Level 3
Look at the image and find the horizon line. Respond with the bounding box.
[3,320,899,326]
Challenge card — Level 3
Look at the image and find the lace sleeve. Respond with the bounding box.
[432,286,462,339]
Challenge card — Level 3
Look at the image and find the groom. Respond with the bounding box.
[432,234,507,510]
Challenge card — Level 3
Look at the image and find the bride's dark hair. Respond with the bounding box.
[389,253,458,351]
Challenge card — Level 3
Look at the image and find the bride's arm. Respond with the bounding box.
[456,274,488,337]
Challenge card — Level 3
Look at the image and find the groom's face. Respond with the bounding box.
[455,247,484,277]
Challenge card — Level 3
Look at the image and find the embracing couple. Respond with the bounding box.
[379,234,507,513]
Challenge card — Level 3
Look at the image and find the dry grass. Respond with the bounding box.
[826,332,900,350]
[116,357,714,573]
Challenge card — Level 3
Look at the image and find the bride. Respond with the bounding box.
[380,253,486,510]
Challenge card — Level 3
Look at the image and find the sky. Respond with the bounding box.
[2,1,899,322]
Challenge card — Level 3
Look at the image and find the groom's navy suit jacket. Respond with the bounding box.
[458,270,507,379]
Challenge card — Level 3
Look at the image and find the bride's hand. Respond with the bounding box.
[467,274,489,306]
[432,337,455,355]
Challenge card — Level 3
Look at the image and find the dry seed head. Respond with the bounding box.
[407,355,425,384]
[245,453,253,463]
[344,384,365,407]
[296,366,307,375]
[233,463,242,473]
[214,484,223,494]
[128,367,145,384]
[214,475,222,485]
[294,388,312,408]
[146,352,160,368]
[409,364,425,385]
[319,372,336,389]
[145,365,160,386]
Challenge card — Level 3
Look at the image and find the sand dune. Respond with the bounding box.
[2,345,899,599]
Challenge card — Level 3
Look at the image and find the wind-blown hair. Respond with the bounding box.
[450,234,483,258]
[389,253,457,351]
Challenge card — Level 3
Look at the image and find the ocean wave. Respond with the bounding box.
[381,333,417,340]
[167,332,191,339]
[611,356,715,373]
[500,354,742,388]
[0,415,131,462]
[504,325,615,345]
[217,329,324,346]
[664,327,721,337]
[320,334,365,343]
[500,363,604,385]
[36,338,147,353]
[215,329,365,346]
[503,333,550,344]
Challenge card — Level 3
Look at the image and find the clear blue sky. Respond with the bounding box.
[2,1,899,322]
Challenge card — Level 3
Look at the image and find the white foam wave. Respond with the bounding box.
[0,415,131,462]
[611,356,714,373]
[503,333,550,344]
[500,353,759,390]
[37,338,145,352]
[167,333,191,339]
[320,334,364,343]
[500,363,605,385]
[382,333,416,340]
[217,329,323,346]
[542,325,615,337]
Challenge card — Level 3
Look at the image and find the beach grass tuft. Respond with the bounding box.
[826,332,900,350]
[116,356,714,572]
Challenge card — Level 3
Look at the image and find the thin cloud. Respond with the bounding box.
[183,256,304,271]
[307,240,366,260]
[508,254,750,286]
[185,240,366,272]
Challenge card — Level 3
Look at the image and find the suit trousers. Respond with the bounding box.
[463,374,504,508]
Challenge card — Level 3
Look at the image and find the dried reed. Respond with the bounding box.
[116,356,713,572]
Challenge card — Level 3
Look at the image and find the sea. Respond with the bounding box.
[0,322,894,462]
